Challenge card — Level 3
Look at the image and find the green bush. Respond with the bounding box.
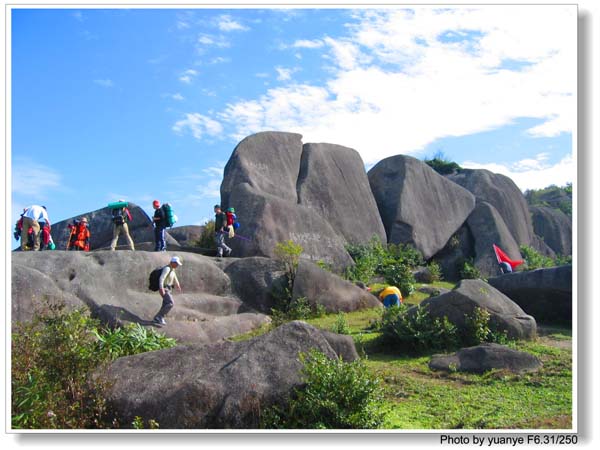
[194,220,216,250]
[459,259,482,280]
[331,312,351,335]
[462,307,508,346]
[379,304,458,354]
[427,261,443,282]
[424,151,463,175]
[93,323,177,361]
[262,350,386,429]
[383,263,415,298]
[12,301,177,429]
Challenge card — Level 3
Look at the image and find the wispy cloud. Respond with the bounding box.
[172,113,224,140]
[292,39,324,49]
[462,153,574,191]
[12,158,63,198]
[275,66,299,81]
[218,6,575,166]
[217,14,249,32]
[93,79,114,88]
[171,93,185,101]
[179,69,198,84]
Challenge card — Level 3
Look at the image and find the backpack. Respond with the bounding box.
[161,203,177,228]
[112,208,126,225]
[148,266,167,291]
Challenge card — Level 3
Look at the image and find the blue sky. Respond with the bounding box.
[10,6,576,237]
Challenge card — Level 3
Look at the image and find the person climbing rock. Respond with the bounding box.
[152,256,183,326]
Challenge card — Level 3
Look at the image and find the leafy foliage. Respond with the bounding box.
[12,300,176,429]
[383,263,415,298]
[93,323,176,361]
[194,220,216,250]
[525,183,572,217]
[459,259,482,280]
[423,151,463,175]
[262,350,386,429]
[330,312,351,335]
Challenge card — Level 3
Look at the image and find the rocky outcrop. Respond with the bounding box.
[292,260,382,313]
[429,343,542,374]
[530,206,572,256]
[48,202,180,251]
[99,321,358,428]
[368,155,476,259]
[487,266,572,324]
[418,279,537,340]
[466,201,524,278]
[220,132,385,269]
[431,225,475,281]
[11,251,266,343]
[167,225,204,247]
[447,169,534,246]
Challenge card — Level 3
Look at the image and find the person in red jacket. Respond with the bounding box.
[67,217,91,251]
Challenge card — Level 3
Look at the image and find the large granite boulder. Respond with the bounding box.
[11,251,269,344]
[487,265,572,324]
[530,206,572,256]
[418,279,537,340]
[220,132,385,269]
[167,225,205,247]
[447,169,534,246]
[466,201,523,278]
[431,224,476,281]
[429,343,542,374]
[292,260,383,313]
[48,202,179,251]
[368,155,476,259]
[99,321,358,428]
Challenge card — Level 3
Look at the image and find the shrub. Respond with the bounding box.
[331,312,351,335]
[383,263,415,298]
[262,350,386,429]
[93,323,177,361]
[519,245,556,270]
[270,297,326,328]
[459,259,482,280]
[12,300,177,429]
[427,261,443,282]
[194,220,216,250]
[379,304,459,355]
[424,151,462,175]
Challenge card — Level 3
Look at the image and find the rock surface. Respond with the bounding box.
[418,279,537,340]
[99,321,358,428]
[447,169,534,246]
[429,343,542,374]
[530,206,572,256]
[368,155,476,259]
[220,132,385,269]
[167,225,205,247]
[487,266,572,324]
[466,201,523,278]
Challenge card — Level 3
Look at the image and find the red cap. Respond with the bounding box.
[153,200,160,207]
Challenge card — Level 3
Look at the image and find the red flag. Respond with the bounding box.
[493,244,524,270]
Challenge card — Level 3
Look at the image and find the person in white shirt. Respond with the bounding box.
[153,256,183,326]
[21,205,50,251]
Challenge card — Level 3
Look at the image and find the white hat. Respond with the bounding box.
[170,256,182,266]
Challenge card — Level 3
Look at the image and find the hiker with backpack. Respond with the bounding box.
[67,217,91,251]
[152,200,167,252]
[214,204,232,257]
[149,256,183,326]
[378,285,403,308]
[20,205,50,251]
[109,200,135,251]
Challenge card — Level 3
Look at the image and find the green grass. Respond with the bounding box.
[227,282,572,430]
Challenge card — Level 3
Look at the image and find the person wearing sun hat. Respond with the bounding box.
[153,256,183,326]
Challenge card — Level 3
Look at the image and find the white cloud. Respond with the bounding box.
[217,6,576,167]
[197,33,231,49]
[275,66,299,81]
[293,39,324,49]
[217,15,249,32]
[12,159,63,198]
[179,69,198,84]
[210,56,231,65]
[462,153,574,191]
[93,79,114,88]
[172,113,224,140]
[171,93,185,101]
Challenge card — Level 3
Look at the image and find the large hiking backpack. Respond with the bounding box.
[148,266,167,291]
[112,208,126,225]
[161,203,177,228]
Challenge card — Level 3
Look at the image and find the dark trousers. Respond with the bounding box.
[154,226,166,251]
[155,289,174,319]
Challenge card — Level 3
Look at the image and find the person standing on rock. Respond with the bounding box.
[152,200,167,252]
[153,256,183,326]
[214,204,232,257]
[21,205,50,251]
[379,285,403,308]
[109,200,135,251]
